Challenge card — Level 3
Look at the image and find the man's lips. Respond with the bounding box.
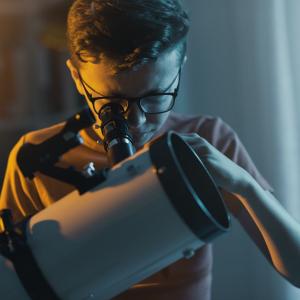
[131,131,148,136]
[129,130,156,143]
[129,129,154,136]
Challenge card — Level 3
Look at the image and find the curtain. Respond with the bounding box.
[176,0,300,299]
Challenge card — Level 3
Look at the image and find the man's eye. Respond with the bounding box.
[94,98,128,113]
[144,95,170,102]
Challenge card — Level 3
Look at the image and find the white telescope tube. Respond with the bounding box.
[0,132,230,300]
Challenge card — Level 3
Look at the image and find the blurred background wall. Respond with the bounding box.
[0,0,80,185]
[0,0,300,299]
[180,1,300,299]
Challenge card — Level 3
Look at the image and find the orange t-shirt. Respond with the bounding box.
[0,111,273,300]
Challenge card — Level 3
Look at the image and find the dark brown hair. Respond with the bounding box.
[67,0,189,71]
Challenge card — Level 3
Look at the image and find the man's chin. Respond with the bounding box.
[131,132,155,150]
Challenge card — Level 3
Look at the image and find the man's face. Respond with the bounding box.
[67,48,182,148]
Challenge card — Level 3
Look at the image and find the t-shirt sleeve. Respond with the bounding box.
[0,135,42,223]
[197,117,274,192]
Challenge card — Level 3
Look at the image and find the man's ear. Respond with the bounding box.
[179,55,187,69]
[66,59,84,95]
[182,55,187,67]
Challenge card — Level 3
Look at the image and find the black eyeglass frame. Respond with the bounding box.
[77,68,182,115]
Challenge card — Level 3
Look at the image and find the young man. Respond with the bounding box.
[1,1,300,299]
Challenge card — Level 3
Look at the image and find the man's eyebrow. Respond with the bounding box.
[115,71,180,97]
[151,72,180,94]
[110,87,166,98]
[143,87,168,94]
[79,68,179,97]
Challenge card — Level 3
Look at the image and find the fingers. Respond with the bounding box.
[177,132,227,182]
[178,133,210,145]
[178,133,212,156]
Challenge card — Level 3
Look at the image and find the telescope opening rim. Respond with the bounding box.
[149,131,231,242]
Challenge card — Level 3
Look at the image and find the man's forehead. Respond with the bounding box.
[79,50,180,96]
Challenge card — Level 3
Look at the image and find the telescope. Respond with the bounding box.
[0,107,230,300]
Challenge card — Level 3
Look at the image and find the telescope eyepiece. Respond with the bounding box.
[98,103,136,166]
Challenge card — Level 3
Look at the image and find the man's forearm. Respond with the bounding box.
[236,178,300,287]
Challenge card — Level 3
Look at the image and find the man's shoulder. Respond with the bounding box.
[166,111,214,126]
[164,111,235,141]
[23,122,66,144]
[7,122,66,163]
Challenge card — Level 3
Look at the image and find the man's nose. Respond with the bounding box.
[125,102,146,128]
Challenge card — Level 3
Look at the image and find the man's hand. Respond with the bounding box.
[179,133,253,195]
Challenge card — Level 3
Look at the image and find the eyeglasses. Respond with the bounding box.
[77,68,181,115]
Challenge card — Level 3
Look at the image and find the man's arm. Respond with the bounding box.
[0,136,41,223]
[180,133,300,288]
[226,183,300,287]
